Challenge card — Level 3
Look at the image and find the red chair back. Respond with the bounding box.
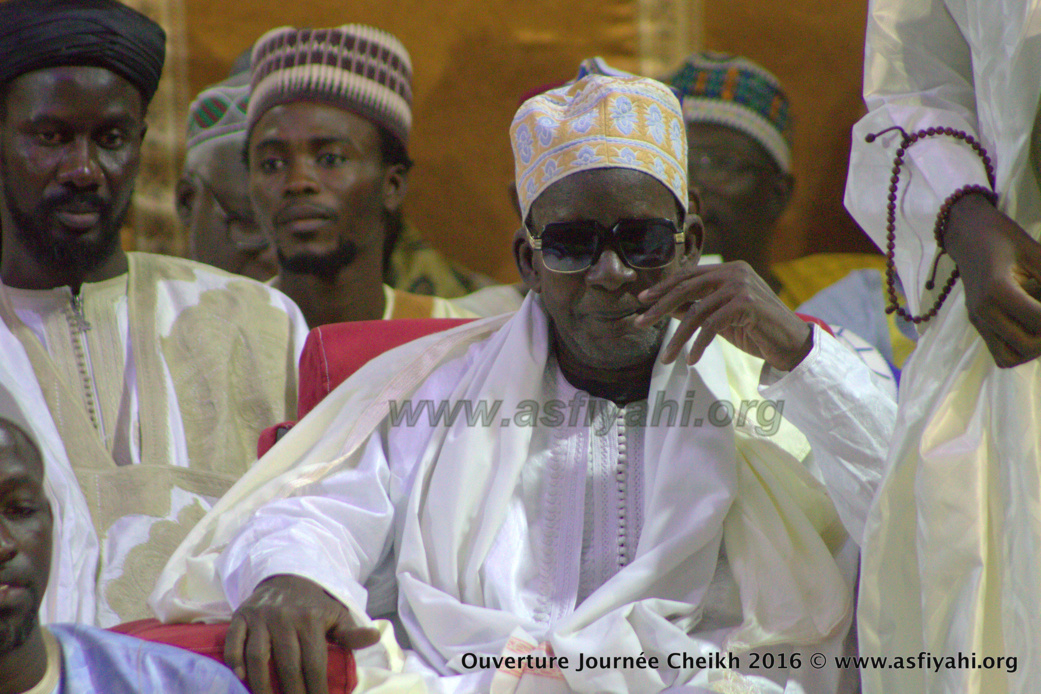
[297,318,474,418]
[258,318,475,457]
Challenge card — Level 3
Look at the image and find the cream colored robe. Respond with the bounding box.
[0,252,307,626]
[845,1,1041,691]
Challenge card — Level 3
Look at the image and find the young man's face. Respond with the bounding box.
[0,66,144,276]
[0,423,52,656]
[520,168,697,374]
[247,102,403,277]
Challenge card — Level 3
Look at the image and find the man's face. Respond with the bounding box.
[686,122,790,267]
[248,102,395,277]
[0,66,144,276]
[0,425,51,656]
[180,136,278,282]
[521,168,695,373]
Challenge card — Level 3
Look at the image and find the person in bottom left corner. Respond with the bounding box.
[0,416,248,694]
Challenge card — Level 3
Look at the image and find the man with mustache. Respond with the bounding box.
[0,416,252,694]
[156,65,894,693]
[246,25,476,328]
[0,0,308,627]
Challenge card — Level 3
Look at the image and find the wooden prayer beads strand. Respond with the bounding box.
[864,125,998,324]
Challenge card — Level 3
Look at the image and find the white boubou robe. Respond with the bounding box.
[0,252,307,627]
[845,1,1041,692]
[154,294,892,693]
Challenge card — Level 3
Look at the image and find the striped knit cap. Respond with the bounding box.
[511,60,687,221]
[662,51,792,173]
[185,75,249,154]
[248,24,412,147]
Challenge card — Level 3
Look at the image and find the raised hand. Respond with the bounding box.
[943,193,1041,368]
[636,260,813,371]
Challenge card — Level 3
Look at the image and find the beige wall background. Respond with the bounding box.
[125,0,876,283]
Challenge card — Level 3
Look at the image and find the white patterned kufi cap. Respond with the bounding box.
[249,24,412,147]
[511,65,688,221]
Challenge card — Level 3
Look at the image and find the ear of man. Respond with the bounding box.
[682,214,705,266]
[380,163,409,214]
[174,175,195,227]
[681,188,704,265]
[764,170,794,224]
[513,225,542,293]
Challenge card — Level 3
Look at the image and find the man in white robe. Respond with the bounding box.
[155,67,893,693]
[0,0,308,627]
[844,0,1041,692]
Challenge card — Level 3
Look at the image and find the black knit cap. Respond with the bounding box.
[0,0,166,107]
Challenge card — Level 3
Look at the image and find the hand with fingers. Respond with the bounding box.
[225,574,381,694]
[636,260,814,371]
[943,192,1041,368]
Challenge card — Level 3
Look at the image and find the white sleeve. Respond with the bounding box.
[215,349,473,620]
[845,0,991,314]
[760,325,895,544]
[216,431,398,620]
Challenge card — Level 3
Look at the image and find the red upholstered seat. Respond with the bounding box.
[108,619,357,693]
[258,318,475,457]
[297,318,475,418]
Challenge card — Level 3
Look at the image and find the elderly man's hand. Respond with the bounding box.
[943,193,1041,368]
[224,574,381,694]
[636,260,813,371]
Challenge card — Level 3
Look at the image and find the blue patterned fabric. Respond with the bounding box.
[47,624,248,694]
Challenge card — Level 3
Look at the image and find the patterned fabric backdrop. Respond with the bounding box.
[123,0,190,256]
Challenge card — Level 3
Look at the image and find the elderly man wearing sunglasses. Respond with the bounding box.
[154,65,894,694]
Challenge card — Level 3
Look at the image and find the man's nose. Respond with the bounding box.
[585,247,636,290]
[284,158,319,196]
[0,523,16,564]
[56,137,102,189]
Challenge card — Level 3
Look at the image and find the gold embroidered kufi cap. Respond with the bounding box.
[510,60,688,220]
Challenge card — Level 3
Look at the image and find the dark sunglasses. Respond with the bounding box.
[526,218,685,273]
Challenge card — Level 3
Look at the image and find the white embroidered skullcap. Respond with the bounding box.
[511,59,687,220]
